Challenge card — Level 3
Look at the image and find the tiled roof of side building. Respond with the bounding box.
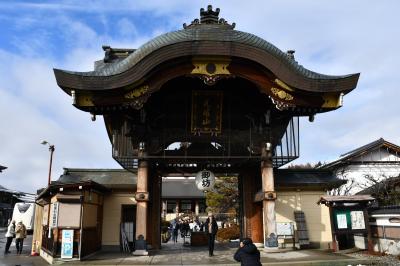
[318,195,375,205]
[370,206,400,215]
[274,168,345,189]
[322,138,400,169]
[57,168,137,189]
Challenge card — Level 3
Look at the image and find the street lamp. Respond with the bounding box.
[41,141,55,186]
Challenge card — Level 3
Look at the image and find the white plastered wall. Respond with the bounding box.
[102,193,137,246]
[275,191,332,249]
[334,149,400,194]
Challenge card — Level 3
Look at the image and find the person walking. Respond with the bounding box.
[15,221,27,254]
[204,212,218,256]
[4,220,15,255]
[233,238,262,266]
[172,219,180,243]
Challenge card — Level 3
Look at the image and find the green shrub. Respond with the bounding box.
[161,220,171,233]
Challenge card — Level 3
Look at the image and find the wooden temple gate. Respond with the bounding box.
[54,6,359,252]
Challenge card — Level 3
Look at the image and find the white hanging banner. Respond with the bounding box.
[195,170,215,191]
[61,229,74,259]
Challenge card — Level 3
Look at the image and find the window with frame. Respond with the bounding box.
[180,200,193,213]
[198,199,206,214]
[167,201,176,213]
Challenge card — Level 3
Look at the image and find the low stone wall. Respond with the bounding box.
[355,235,400,255]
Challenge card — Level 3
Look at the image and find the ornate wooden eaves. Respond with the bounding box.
[69,59,345,114]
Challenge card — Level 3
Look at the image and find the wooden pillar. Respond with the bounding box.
[363,207,374,253]
[195,200,199,216]
[147,172,161,250]
[176,200,180,216]
[261,156,278,248]
[240,172,253,239]
[133,159,149,255]
[162,200,167,220]
[328,206,338,251]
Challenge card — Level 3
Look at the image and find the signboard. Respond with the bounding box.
[350,211,365,230]
[61,229,74,259]
[277,222,293,236]
[195,170,215,191]
[51,202,59,228]
[336,214,348,229]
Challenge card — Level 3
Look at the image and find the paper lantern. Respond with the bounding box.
[195,170,215,191]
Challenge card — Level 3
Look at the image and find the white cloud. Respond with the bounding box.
[0,50,120,193]
[1,0,400,193]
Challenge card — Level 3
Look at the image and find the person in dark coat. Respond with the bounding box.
[234,238,262,266]
[172,219,180,243]
[204,212,218,256]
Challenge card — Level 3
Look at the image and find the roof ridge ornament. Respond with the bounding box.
[183,5,235,30]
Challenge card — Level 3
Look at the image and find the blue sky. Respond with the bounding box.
[1,0,400,193]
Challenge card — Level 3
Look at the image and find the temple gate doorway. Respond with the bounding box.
[54,6,359,253]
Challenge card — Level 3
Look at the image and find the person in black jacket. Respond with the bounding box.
[204,212,218,256]
[234,238,262,266]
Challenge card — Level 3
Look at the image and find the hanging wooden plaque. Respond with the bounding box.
[191,90,223,134]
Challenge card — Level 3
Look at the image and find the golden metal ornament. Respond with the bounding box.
[76,94,94,106]
[322,93,343,108]
[271,87,294,101]
[274,79,294,92]
[125,85,149,99]
[191,58,231,76]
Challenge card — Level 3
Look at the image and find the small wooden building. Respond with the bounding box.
[318,195,375,251]
[34,169,136,263]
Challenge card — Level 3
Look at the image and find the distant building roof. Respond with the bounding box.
[274,169,345,190]
[0,185,35,202]
[36,180,110,201]
[369,206,400,215]
[323,138,400,169]
[162,178,205,198]
[37,168,346,202]
[0,165,7,172]
[56,168,137,190]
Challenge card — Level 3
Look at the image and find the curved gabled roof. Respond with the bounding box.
[54,6,359,94]
[61,25,353,81]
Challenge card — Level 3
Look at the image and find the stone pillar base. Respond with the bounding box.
[254,242,264,248]
[263,246,280,252]
[132,250,149,256]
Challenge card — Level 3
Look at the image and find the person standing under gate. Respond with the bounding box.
[4,220,15,254]
[172,219,180,243]
[15,221,27,254]
[205,212,218,256]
